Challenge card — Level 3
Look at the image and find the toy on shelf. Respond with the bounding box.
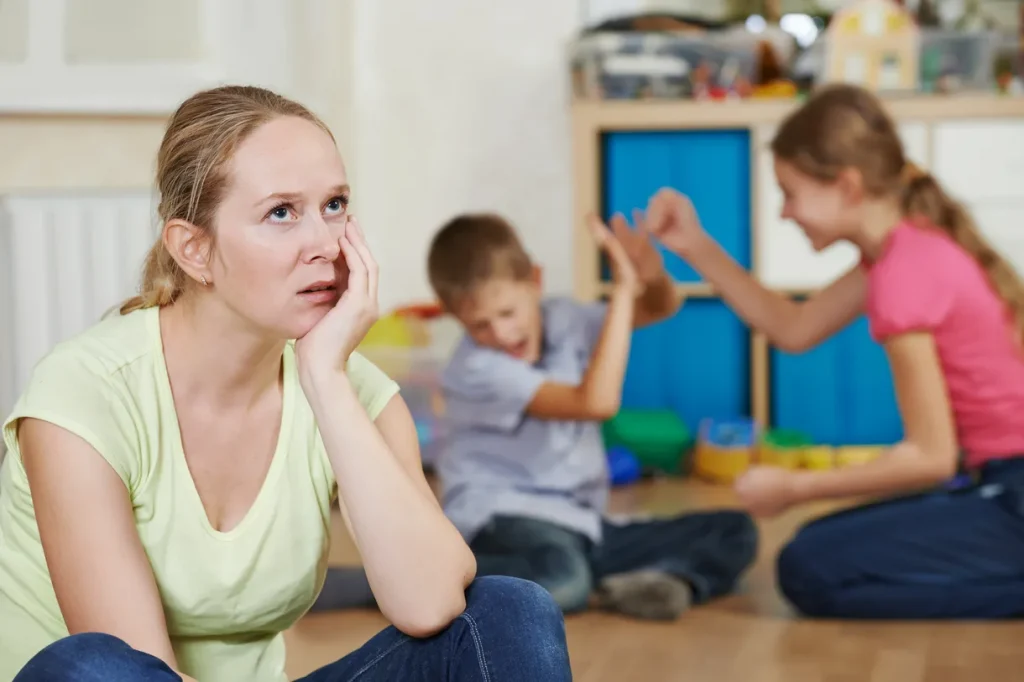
[759,428,811,470]
[358,302,461,470]
[602,409,692,475]
[606,445,643,486]
[694,417,758,483]
[823,0,920,93]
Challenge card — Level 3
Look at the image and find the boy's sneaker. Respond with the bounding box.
[596,569,693,620]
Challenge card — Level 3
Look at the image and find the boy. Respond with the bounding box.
[427,212,757,620]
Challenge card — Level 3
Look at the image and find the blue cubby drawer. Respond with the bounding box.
[621,300,750,432]
[771,316,903,446]
[602,129,751,283]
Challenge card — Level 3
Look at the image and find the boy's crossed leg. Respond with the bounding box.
[469,510,757,620]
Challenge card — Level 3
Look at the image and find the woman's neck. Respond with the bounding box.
[850,200,906,263]
[159,295,285,409]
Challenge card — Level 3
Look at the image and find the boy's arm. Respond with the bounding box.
[525,217,639,422]
[525,288,635,421]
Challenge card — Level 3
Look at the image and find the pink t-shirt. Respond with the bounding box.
[864,221,1024,468]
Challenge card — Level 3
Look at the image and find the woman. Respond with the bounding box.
[646,83,1024,620]
[0,85,572,681]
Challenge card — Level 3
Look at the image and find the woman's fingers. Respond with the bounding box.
[338,231,367,299]
[346,217,378,304]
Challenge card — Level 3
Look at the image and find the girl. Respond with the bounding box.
[646,83,1024,620]
[0,85,572,681]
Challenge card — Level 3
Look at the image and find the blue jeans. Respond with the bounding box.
[470,510,758,611]
[13,577,572,682]
[778,458,1024,619]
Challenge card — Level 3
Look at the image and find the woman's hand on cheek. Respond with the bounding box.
[295,217,379,384]
[734,465,797,518]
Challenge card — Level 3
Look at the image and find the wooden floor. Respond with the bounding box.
[283,478,1024,681]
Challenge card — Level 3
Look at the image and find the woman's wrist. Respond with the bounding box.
[298,361,354,410]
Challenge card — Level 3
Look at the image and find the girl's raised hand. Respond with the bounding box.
[645,189,710,258]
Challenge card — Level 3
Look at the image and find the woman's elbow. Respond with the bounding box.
[390,589,468,639]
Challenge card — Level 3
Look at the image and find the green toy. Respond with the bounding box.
[602,409,692,475]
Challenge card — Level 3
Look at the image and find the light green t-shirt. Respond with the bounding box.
[0,306,399,681]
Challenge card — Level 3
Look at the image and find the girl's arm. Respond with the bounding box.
[303,375,476,638]
[676,235,867,352]
[19,420,198,682]
[783,331,958,505]
[646,189,867,351]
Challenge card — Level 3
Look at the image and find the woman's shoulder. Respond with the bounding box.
[23,307,158,391]
[3,307,163,490]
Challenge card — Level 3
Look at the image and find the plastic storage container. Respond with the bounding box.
[601,409,693,474]
[571,30,759,100]
[693,417,758,483]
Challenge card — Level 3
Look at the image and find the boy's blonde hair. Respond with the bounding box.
[427,213,533,309]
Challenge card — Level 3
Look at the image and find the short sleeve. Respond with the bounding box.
[2,348,143,492]
[576,301,609,356]
[866,244,953,342]
[441,345,545,432]
[345,351,400,420]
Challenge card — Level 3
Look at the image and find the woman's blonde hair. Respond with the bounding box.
[119,85,332,314]
[772,83,1024,341]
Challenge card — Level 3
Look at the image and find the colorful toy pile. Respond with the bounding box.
[599,409,886,486]
[357,303,462,470]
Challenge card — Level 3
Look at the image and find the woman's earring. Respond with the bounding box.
[200,276,208,286]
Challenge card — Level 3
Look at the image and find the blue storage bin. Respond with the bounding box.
[601,129,751,283]
[771,316,902,446]
[621,300,750,430]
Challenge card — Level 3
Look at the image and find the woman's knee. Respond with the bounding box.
[14,633,156,682]
[462,577,572,680]
[465,576,565,625]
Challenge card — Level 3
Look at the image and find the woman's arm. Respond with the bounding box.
[682,238,867,352]
[19,419,197,682]
[783,331,958,505]
[302,376,475,638]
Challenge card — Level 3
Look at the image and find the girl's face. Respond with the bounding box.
[774,157,862,252]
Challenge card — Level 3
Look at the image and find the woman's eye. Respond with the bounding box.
[324,196,348,216]
[269,205,293,222]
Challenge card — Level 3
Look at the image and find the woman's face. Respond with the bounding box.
[209,116,351,339]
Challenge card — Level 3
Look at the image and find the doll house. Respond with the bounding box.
[823,0,920,92]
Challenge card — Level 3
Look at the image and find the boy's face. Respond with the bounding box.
[452,278,543,364]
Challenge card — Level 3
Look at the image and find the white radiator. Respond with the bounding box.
[0,191,159,444]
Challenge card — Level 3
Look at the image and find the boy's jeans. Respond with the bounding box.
[470,510,758,612]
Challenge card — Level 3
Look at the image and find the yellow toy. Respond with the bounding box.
[694,418,758,483]
[836,446,885,467]
[801,446,836,470]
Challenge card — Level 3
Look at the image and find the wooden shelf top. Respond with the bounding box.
[572,93,1024,131]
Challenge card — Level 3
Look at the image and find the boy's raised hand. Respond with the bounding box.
[588,214,641,296]
[645,188,710,258]
[609,211,666,288]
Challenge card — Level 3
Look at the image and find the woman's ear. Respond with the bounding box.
[164,219,212,285]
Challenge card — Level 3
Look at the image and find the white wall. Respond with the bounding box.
[347,0,583,307]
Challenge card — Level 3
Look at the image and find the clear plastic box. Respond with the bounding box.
[571,30,760,100]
